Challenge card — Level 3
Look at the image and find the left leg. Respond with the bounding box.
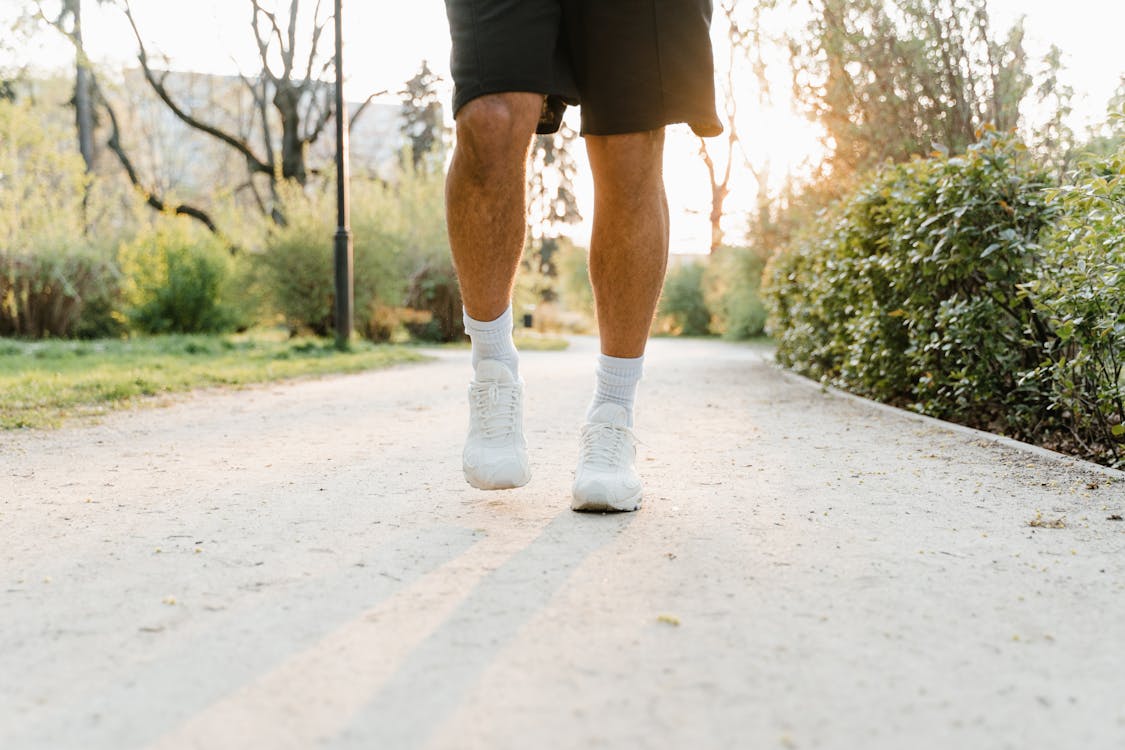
[571,129,669,513]
[585,128,669,360]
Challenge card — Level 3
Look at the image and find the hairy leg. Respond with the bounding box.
[585,129,669,358]
[445,93,543,321]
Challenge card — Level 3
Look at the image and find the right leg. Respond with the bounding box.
[446,92,542,323]
[446,92,541,491]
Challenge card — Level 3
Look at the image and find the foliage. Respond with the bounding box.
[659,262,711,336]
[555,239,595,323]
[119,219,251,334]
[399,60,446,173]
[765,130,1125,466]
[765,132,1057,430]
[403,261,463,342]
[1026,150,1125,466]
[0,248,123,338]
[0,99,127,338]
[703,246,769,339]
[526,123,583,294]
[0,332,425,429]
[260,167,449,340]
[791,0,1031,187]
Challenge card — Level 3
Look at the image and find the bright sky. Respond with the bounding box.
[3,0,1123,253]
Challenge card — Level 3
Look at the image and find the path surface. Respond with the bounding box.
[2,337,1123,750]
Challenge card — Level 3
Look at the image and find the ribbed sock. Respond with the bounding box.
[588,354,644,427]
[463,305,519,378]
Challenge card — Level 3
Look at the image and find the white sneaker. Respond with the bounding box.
[463,359,531,490]
[571,403,643,512]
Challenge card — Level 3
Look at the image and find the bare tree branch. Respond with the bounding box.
[95,79,223,238]
[350,89,388,131]
[122,1,273,176]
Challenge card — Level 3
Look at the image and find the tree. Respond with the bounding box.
[697,0,759,254]
[32,0,102,168]
[1034,45,1076,181]
[790,0,1032,186]
[121,1,334,192]
[67,0,96,171]
[114,0,384,228]
[525,122,582,300]
[399,60,444,172]
[1083,78,1125,158]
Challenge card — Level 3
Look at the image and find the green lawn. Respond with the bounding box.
[0,333,427,430]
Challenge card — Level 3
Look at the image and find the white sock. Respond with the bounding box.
[464,305,519,378]
[588,354,644,427]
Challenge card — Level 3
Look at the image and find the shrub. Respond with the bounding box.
[0,99,128,338]
[120,220,248,334]
[764,131,1060,441]
[260,172,448,339]
[555,240,595,327]
[1025,149,1125,466]
[659,261,710,336]
[0,247,123,338]
[403,260,464,342]
[703,246,769,340]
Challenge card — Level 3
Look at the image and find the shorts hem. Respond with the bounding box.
[581,112,724,138]
[453,84,579,121]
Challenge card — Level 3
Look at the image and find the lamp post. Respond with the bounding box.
[333,0,354,350]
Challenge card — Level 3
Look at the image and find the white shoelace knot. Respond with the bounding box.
[580,422,636,468]
[470,381,520,440]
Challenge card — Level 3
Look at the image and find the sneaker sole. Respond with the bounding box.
[570,489,643,513]
[463,469,531,491]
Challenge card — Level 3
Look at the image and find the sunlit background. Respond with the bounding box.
[2,0,1123,253]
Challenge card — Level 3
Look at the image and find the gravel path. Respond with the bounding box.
[2,336,1123,750]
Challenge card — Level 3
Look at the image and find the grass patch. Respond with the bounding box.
[0,332,427,430]
[513,335,570,352]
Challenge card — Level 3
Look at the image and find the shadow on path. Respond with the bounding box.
[331,511,635,749]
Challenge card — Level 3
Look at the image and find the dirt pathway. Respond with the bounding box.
[2,337,1122,749]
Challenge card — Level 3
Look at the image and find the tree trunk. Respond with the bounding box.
[71,0,96,172]
[274,87,307,184]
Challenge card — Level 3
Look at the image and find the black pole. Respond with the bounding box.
[333,0,354,349]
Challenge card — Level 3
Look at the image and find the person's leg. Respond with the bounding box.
[447,92,542,321]
[571,129,668,513]
[447,92,541,491]
[585,128,669,359]
[447,92,542,373]
[585,128,668,426]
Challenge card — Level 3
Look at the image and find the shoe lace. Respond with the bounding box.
[470,381,519,440]
[580,422,636,468]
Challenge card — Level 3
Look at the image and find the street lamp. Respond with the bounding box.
[333,0,354,350]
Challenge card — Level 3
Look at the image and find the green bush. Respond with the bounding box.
[260,172,447,339]
[0,99,128,338]
[556,240,595,324]
[120,220,249,334]
[1025,149,1125,466]
[703,246,768,340]
[764,131,1061,441]
[659,261,710,336]
[0,247,124,338]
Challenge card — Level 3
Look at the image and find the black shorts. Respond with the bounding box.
[444,0,723,137]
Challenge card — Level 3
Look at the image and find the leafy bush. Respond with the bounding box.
[0,99,127,338]
[555,240,595,326]
[403,260,463,342]
[659,261,710,336]
[0,247,123,338]
[703,246,768,340]
[764,132,1062,439]
[120,220,249,334]
[260,170,447,339]
[1025,150,1125,466]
